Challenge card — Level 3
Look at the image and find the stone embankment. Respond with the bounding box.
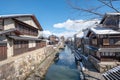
[74,49,105,80]
[0,45,59,80]
[26,45,60,80]
[81,57,105,80]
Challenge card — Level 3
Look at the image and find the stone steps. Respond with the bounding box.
[102,66,120,80]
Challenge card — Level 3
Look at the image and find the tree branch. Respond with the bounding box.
[68,1,103,16]
[67,0,120,19]
[72,7,103,16]
[98,0,120,12]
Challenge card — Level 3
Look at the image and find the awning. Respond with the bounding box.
[9,36,41,41]
[0,28,21,35]
[99,48,120,52]
[0,41,7,46]
[86,46,98,51]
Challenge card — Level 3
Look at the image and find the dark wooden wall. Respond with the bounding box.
[13,40,46,56]
[0,44,7,61]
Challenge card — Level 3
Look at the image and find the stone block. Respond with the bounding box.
[0,46,56,80]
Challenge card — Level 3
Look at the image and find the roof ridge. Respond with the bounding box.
[0,14,34,18]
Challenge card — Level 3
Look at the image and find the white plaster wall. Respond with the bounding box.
[7,39,14,58]
[16,17,38,29]
[4,18,15,30]
[29,41,36,48]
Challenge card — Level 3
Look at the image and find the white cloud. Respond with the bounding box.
[53,19,99,31]
[54,31,76,38]
[39,30,52,38]
[39,19,100,38]
[53,23,64,28]
[43,30,52,35]
[39,30,76,38]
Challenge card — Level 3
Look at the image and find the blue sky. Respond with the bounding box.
[0,0,120,37]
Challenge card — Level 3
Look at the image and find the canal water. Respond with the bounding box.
[45,45,80,80]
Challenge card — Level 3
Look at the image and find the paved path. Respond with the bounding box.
[82,59,105,80]
[75,49,105,80]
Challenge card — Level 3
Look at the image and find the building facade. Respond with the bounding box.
[48,35,59,45]
[82,13,120,72]
[0,14,46,61]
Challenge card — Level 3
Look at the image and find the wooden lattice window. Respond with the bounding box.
[109,39,114,45]
[16,23,38,36]
[103,15,119,28]
[103,39,109,45]
[92,39,97,45]
[0,19,3,30]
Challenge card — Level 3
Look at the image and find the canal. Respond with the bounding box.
[45,45,80,80]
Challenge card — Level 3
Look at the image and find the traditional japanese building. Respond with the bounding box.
[48,35,59,45]
[0,14,46,61]
[81,28,90,56]
[83,13,120,72]
[74,31,84,50]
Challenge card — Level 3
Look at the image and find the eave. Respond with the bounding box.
[0,28,21,35]
[0,14,43,31]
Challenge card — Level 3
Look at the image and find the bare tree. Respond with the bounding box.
[67,0,120,18]
[98,0,119,12]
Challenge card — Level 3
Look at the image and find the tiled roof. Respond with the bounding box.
[9,36,41,41]
[90,27,120,35]
[0,14,33,18]
[76,32,84,38]
[0,14,43,31]
[99,48,120,52]
[106,13,120,16]
[0,28,19,35]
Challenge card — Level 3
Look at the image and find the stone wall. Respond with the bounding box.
[88,55,100,71]
[88,55,120,73]
[0,45,57,80]
[98,62,120,73]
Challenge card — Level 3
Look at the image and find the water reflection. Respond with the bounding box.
[45,46,80,80]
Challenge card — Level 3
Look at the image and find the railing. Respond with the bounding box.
[90,43,120,48]
[102,66,120,80]
[101,45,120,48]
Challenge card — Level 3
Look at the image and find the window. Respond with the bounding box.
[14,41,18,49]
[119,16,120,28]
[109,52,114,56]
[103,15,119,28]
[92,39,97,45]
[29,41,36,48]
[100,52,116,57]
[103,39,120,45]
[18,41,21,48]
[16,23,38,36]
[0,19,3,30]
[109,39,114,45]
[103,39,109,45]
[14,40,28,49]
[100,52,106,56]
[14,41,21,49]
[115,39,120,45]
[105,52,109,56]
